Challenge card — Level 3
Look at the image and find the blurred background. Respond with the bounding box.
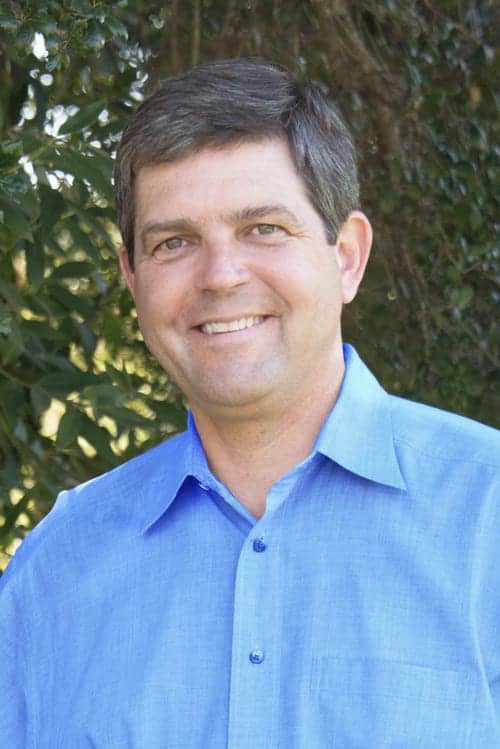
[0,0,498,570]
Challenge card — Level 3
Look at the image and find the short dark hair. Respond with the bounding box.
[114,58,359,268]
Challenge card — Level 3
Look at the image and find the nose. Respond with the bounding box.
[196,235,250,294]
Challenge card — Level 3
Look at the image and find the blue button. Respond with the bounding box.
[249,648,265,664]
[252,537,267,552]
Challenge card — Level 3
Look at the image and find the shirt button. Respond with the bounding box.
[249,648,265,664]
[252,537,267,552]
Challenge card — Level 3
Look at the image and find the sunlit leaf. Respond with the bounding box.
[79,413,115,461]
[59,100,107,136]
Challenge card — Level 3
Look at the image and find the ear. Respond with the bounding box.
[334,211,372,304]
[119,246,136,300]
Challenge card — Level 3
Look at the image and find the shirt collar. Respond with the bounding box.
[137,343,406,533]
[130,427,192,534]
[314,344,406,491]
[135,412,219,534]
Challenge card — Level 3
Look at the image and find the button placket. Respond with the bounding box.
[228,523,281,747]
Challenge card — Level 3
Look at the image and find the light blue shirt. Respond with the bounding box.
[1,345,499,748]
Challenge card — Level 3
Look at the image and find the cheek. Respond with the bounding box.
[133,271,179,320]
[135,291,159,325]
[281,259,341,310]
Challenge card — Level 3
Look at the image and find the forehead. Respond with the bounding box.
[133,137,313,223]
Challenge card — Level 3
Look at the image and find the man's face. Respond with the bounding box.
[120,138,370,419]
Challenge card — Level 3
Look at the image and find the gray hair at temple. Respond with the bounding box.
[114,58,359,268]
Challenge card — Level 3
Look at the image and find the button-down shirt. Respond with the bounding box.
[1,345,499,748]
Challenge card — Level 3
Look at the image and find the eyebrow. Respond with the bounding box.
[139,203,303,247]
[140,219,196,248]
[228,204,302,226]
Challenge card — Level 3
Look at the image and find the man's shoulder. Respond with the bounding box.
[67,427,190,502]
[0,430,190,588]
[388,393,499,469]
[55,427,190,514]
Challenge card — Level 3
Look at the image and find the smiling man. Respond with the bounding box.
[1,59,499,748]
[119,138,370,519]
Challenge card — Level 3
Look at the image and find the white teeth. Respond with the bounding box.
[200,316,264,334]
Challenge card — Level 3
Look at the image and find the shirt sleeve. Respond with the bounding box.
[0,572,31,748]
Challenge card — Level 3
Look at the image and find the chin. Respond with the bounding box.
[191,379,280,412]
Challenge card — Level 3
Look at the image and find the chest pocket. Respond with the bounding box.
[310,656,477,748]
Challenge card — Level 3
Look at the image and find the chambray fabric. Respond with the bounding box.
[1,345,499,748]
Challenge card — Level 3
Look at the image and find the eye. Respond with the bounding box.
[163,237,185,250]
[254,223,279,235]
[248,223,289,239]
[152,236,186,260]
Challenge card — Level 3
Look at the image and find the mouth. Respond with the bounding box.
[198,316,266,335]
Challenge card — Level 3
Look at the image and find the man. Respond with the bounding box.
[1,59,499,747]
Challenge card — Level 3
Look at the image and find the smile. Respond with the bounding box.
[199,316,265,334]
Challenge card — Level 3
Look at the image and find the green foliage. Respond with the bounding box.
[0,0,498,569]
[0,0,186,567]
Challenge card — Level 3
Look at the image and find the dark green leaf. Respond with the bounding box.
[65,217,101,262]
[0,315,23,363]
[51,261,94,279]
[56,407,83,449]
[0,278,26,309]
[30,384,52,416]
[25,239,45,288]
[82,383,125,407]
[105,405,154,430]
[39,185,66,236]
[38,370,107,396]
[0,5,19,32]
[0,198,33,240]
[48,284,96,320]
[0,174,29,196]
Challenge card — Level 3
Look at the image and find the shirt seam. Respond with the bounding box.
[394,436,499,470]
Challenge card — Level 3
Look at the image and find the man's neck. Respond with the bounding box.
[190,376,344,519]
